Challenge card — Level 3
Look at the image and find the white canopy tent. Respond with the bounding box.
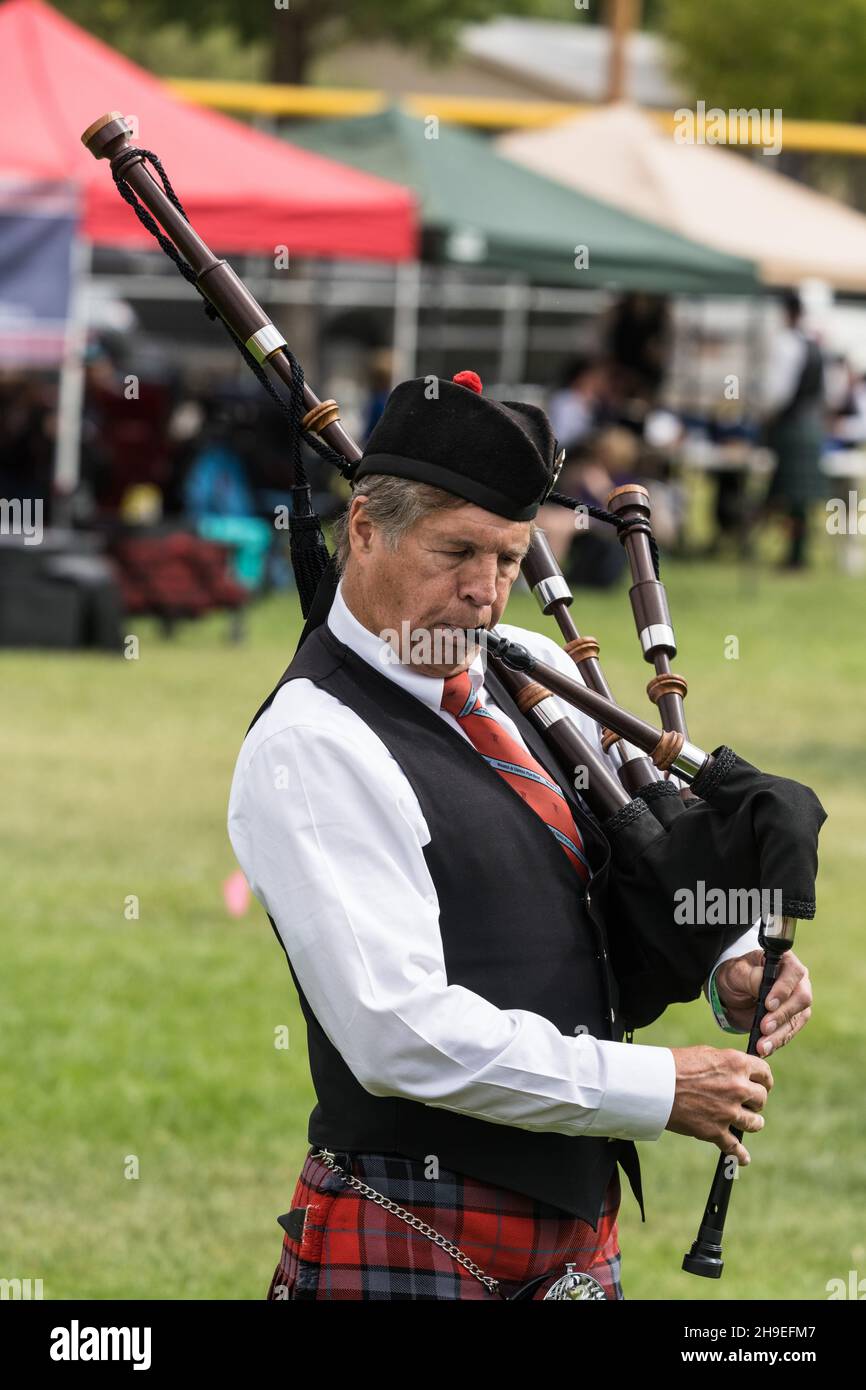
[498,103,866,293]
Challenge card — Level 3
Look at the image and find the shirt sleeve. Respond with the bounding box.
[228,717,676,1143]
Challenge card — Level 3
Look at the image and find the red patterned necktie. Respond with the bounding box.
[440,669,590,883]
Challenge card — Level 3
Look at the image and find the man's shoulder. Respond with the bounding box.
[237,674,376,772]
[228,668,425,838]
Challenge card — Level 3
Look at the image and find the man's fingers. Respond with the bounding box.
[729,950,765,999]
[765,972,813,1026]
[770,1006,812,1050]
[765,960,810,1013]
[741,1080,770,1112]
[761,968,812,1051]
[719,1131,751,1166]
[736,1107,766,1134]
[760,987,814,1053]
[745,1055,774,1091]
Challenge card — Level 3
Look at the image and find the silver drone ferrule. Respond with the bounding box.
[760,914,798,947]
[670,739,710,782]
[639,622,676,658]
[245,323,288,364]
[531,575,572,613]
[529,694,569,730]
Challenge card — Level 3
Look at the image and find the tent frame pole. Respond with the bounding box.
[53,235,93,511]
[392,258,421,385]
[498,272,531,389]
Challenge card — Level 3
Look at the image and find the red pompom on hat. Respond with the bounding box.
[452,369,482,394]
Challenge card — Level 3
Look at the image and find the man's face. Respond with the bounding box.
[343,498,532,677]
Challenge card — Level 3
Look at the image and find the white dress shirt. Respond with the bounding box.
[763,327,809,416]
[228,580,759,1147]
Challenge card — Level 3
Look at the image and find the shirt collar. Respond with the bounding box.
[326,578,485,714]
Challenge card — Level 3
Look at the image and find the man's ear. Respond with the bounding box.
[348,495,375,555]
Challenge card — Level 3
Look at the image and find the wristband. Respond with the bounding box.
[709,969,743,1034]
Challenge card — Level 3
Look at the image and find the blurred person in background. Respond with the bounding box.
[535,427,637,590]
[702,403,761,558]
[183,395,257,521]
[605,293,673,406]
[546,356,610,452]
[535,439,607,577]
[182,393,272,591]
[536,405,683,586]
[762,290,826,570]
[362,348,394,441]
[827,359,866,445]
[80,337,173,517]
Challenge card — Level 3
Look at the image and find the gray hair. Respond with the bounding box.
[331,473,472,572]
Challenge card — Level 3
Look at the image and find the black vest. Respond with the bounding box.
[248,622,646,1226]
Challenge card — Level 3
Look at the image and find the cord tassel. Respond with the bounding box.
[289,484,332,618]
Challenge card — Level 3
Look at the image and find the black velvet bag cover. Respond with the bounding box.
[598,748,827,1029]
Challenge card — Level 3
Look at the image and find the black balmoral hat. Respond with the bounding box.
[352,370,565,521]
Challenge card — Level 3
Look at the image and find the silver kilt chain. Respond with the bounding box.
[311,1147,500,1294]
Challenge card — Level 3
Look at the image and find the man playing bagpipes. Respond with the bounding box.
[228,371,824,1301]
[76,112,826,1301]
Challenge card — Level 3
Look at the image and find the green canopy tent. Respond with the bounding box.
[282,105,759,295]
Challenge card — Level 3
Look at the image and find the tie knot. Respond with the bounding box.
[441,670,475,719]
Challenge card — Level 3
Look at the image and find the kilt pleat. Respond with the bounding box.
[266,1149,623,1301]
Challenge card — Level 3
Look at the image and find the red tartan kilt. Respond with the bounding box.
[266,1149,623,1302]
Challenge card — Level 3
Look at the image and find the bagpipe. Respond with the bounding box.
[82,113,827,1280]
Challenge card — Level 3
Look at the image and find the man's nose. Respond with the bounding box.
[458,557,499,608]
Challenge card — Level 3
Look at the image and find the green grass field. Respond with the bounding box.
[2,516,864,1301]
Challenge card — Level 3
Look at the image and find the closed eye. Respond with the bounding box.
[437,549,523,563]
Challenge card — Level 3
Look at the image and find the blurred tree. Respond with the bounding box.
[55,2,265,78]
[661,0,866,122]
[232,0,594,85]
[56,0,598,85]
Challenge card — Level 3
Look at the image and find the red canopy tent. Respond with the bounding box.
[0,0,419,492]
[0,0,417,259]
